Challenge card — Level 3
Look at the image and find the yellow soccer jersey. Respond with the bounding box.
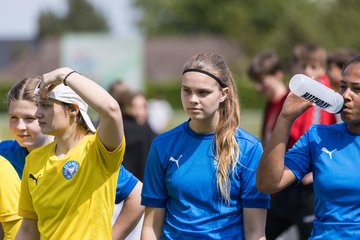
[19,133,125,240]
[0,156,22,239]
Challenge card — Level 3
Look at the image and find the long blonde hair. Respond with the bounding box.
[183,53,241,204]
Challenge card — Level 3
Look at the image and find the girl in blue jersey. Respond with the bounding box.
[141,53,270,239]
[257,56,360,239]
[6,71,141,239]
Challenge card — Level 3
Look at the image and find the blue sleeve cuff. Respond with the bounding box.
[285,159,303,182]
[115,175,139,204]
[141,196,167,208]
[243,198,270,209]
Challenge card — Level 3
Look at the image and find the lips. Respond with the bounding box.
[18,135,29,138]
[188,107,201,111]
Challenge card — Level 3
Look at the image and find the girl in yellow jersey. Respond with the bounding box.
[0,156,22,240]
[16,68,125,240]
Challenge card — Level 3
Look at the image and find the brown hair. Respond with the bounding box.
[292,43,327,69]
[7,77,41,108]
[107,80,134,117]
[247,49,283,82]
[327,48,359,69]
[183,53,240,204]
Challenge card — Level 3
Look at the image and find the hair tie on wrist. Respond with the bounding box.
[63,70,79,86]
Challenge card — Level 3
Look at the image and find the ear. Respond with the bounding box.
[68,104,80,117]
[220,87,229,103]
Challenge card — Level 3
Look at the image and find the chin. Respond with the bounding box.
[17,141,34,149]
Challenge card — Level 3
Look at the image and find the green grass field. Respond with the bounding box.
[0,109,263,141]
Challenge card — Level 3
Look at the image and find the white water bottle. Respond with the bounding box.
[289,74,344,114]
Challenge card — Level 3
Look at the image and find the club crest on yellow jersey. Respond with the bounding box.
[62,160,79,180]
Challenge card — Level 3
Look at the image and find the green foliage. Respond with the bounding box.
[145,80,183,109]
[37,0,108,39]
[144,76,265,110]
[133,0,360,58]
[0,81,13,112]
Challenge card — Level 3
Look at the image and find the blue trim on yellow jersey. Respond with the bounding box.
[0,140,27,179]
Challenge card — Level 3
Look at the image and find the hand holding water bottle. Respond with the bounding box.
[289,74,344,114]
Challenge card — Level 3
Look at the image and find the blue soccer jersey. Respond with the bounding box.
[141,121,270,239]
[285,123,360,239]
[0,140,27,179]
[115,165,139,204]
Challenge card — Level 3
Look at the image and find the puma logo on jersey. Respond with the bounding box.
[29,174,41,185]
[169,155,182,168]
[321,147,336,159]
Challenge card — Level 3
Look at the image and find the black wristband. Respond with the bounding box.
[63,70,78,86]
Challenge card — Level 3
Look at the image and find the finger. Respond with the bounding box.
[39,81,48,100]
[47,84,56,92]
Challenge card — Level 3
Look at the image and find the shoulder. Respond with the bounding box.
[0,140,20,152]
[152,122,187,145]
[235,128,261,146]
[0,156,18,178]
[307,123,344,134]
[28,142,55,157]
[0,155,10,167]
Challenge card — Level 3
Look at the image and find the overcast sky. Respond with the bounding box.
[0,0,139,40]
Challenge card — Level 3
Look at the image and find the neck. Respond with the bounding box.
[26,136,54,152]
[54,127,87,157]
[189,114,219,134]
[346,123,360,135]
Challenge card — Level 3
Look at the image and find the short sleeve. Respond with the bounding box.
[240,141,270,208]
[94,132,126,173]
[285,131,312,181]
[0,157,22,222]
[141,143,167,208]
[115,166,139,204]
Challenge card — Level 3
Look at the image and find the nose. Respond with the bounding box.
[16,119,27,130]
[341,88,352,102]
[35,108,43,120]
[188,93,199,104]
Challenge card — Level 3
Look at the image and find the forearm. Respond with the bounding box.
[42,67,123,149]
[0,224,4,239]
[15,218,40,240]
[256,115,293,193]
[141,207,165,240]
[113,182,144,240]
[243,208,267,240]
[61,69,120,118]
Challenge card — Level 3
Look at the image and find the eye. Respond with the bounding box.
[352,87,360,92]
[198,90,211,96]
[339,85,346,90]
[25,116,37,121]
[182,88,191,94]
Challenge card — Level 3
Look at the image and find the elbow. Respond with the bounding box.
[106,98,122,119]
[256,174,279,194]
[256,177,271,194]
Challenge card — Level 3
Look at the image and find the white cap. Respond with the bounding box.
[35,83,96,133]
